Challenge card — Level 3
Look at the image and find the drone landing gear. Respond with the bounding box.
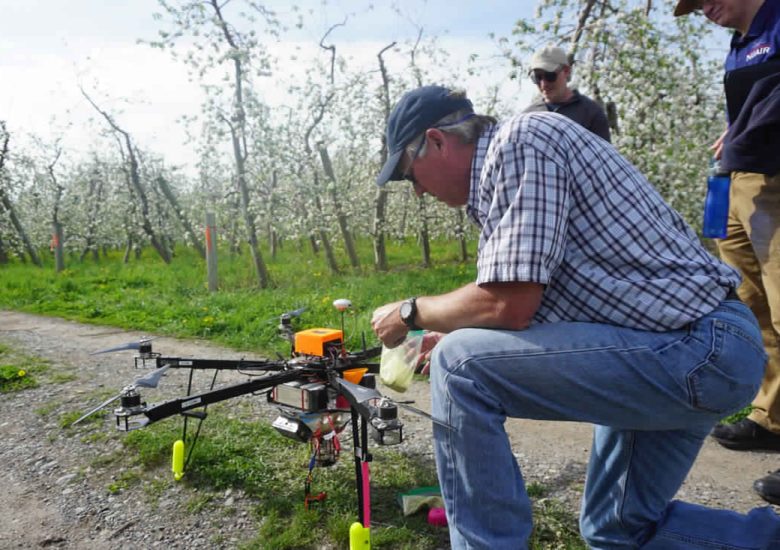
[350,407,372,550]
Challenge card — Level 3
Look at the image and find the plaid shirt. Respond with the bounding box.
[466,112,740,331]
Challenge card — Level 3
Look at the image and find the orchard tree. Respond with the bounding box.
[148,0,292,287]
[0,122,42,266]
[82,88,174,264]
[500,0,724,227]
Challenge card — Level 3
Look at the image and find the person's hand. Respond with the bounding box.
[415,331,444,375]
[371,301,408,348]
[710,128,728,160]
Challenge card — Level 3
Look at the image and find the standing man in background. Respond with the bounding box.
[674,0,780,505]
[522,44,611,142]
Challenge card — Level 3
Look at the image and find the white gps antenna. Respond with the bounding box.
[333,298,352,337]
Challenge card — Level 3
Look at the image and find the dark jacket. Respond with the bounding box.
[522,89,611,142]
[722,72,780,176]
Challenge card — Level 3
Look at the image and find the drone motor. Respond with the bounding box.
[369,399,404,446]
[114,388,150,431]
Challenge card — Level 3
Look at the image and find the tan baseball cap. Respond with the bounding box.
[674,0,700,16]
[529,45,569,72]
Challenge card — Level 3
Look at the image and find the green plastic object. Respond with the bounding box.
[398,485,444,516]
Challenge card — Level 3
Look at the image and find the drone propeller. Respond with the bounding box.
[284,307,307,318]
[265,306,307,325]
[395,402,454,431]
[71,393,123,426]
[90,337,155,355]
[334,378,454,430]
[71,365,170,426]
[132,364,171,388]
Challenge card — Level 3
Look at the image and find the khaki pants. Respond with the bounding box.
[717,171,780,432]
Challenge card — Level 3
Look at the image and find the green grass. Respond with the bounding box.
[0,239,587,548]
[0,239,476,354]
[119,404,449,549]
[0,343,51,393]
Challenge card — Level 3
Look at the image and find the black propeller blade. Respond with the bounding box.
[90,337,155,355]
[71,365,170,426]
[334,378,454,430]
[396,402,454,430]
[71,393,123,425]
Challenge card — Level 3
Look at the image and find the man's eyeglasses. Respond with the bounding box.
[530,69,559,85]
[403,135,426,186]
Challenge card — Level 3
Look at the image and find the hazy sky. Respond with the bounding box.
[1,1,537,172]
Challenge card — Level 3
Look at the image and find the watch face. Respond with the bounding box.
[400,301,413,321]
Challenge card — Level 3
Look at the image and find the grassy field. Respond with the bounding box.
[0,239,476,354]
[0,238,586,549]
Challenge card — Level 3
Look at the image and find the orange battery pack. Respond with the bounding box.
[294,328,343,357]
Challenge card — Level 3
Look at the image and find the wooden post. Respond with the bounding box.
[52,222,64,272]
[205,212,218,292]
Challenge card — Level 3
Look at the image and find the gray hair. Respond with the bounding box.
[404,90,497,159]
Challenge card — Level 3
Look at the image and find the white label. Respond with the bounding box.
[182,397,201,409]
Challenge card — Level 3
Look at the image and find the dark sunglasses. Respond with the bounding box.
[530,70,559,85]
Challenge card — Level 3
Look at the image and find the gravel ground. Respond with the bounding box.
[1,309,778,549]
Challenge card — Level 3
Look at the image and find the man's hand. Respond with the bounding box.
[371,300,408,348]
[710,127,728,160]
[416,331,444,375]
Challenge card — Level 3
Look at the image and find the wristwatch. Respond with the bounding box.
[399,297,421,331]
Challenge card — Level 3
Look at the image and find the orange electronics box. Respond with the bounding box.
[294,328,343,357]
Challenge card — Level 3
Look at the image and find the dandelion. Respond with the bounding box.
[17,369,26,378]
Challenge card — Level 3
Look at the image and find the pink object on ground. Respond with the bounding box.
[427,507,448,527]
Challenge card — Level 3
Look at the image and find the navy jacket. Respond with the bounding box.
[722,72,780,176]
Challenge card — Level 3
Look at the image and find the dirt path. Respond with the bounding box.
[0,310,778,548]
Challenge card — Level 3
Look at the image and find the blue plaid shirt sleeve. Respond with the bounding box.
[476,141,570,286]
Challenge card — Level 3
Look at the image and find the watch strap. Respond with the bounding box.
[401,297,421,331]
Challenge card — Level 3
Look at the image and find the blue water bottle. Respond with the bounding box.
[702,159,730,239]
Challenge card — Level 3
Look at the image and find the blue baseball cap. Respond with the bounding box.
[376,85,473,186]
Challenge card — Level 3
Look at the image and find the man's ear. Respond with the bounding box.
[425,128,447,153]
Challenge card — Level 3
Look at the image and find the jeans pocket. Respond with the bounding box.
[687,361,753,413]
[686,320,765,414]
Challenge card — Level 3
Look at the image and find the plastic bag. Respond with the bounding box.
[379,330,423,392]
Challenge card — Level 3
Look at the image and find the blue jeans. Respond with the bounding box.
[430,299,778,549]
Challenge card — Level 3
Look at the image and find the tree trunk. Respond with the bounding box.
[80,172,104,262]
[81,89,172,264]
[318,145,359,268]
[156,176,206,259]
[418,195,431,268]
[456,209,469,262]
[0,234,8,264]
[0,122,42,266]
[372,188,388,271]
[372,42,396,272]
[0,187,42,266]
[230,125,269,287]
[211,0,269,288]
[313,173,339,274]
[123,236,133,264]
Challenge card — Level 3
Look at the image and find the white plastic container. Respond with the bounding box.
[379,330,424,392]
